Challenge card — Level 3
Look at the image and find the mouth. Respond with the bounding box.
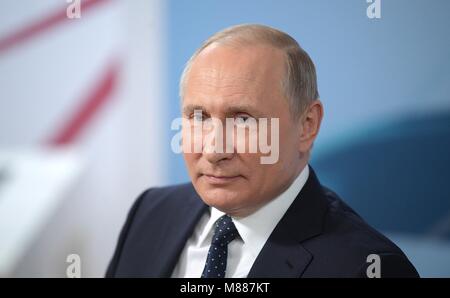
[201,174,243,185]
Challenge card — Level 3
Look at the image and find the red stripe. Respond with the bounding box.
[48,61,120,146]
[0,0,111,54]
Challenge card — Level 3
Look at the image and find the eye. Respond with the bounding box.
[192,113,203,122]
[235,114,252,126]
[189,110,205,123]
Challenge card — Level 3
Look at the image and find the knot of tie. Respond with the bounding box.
[211,214,238,246]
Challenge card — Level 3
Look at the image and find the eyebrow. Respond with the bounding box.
[223,104,263,117]
[182,104,204,115]
[182,104,263,117]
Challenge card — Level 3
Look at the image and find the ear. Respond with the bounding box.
[298,100,324,153]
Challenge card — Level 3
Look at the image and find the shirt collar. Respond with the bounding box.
[200,165,310,258]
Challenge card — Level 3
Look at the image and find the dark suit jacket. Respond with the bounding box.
[106,167,419,278]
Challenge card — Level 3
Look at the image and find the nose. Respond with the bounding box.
[202,120,235,164]
[203,149,234,164]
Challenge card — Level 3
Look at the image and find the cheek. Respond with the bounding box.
[183,152,200,175]
[182,124,203,154]
[237,152,266,184]
[279,120,300,154]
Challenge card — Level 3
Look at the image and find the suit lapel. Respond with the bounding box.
[247,239,313,278]
[247,166,328,278]
[151,188,208,277]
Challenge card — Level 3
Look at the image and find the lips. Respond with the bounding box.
[201,174,242,185]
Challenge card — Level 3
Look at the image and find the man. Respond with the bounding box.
[106,24,419,278]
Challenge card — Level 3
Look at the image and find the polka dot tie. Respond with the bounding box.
[201,215,238,278]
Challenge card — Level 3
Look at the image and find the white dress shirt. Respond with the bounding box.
[171,165,310,278]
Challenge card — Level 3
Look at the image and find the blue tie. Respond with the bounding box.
[201,215,238,278]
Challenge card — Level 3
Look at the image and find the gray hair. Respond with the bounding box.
[179,24,319,119]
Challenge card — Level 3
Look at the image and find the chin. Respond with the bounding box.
[199,187,246,211]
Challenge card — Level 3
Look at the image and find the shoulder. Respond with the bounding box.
[303,186,419,277]
[105,182,203,277]
[322,186,402,252]
[121,182,202,231]
[132,182,198,213]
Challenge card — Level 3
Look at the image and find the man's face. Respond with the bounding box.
[182,44,306,217]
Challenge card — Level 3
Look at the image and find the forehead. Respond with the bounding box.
[183,44,286,113]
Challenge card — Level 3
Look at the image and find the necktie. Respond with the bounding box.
[201,214,238,278]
